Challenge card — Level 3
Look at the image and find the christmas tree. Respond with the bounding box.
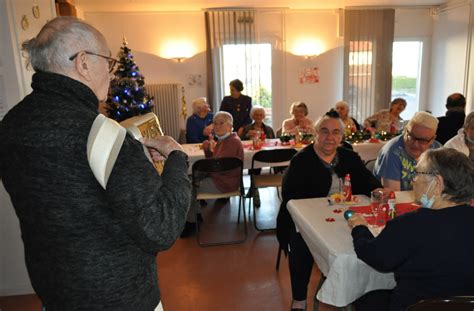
[106,37,153,122]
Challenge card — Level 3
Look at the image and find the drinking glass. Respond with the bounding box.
[370,190,387,227]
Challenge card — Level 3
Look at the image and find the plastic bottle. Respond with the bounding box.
[343,174,352,202]
[387,191,396,219]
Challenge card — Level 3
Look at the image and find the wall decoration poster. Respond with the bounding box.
[299,67,320,84]
[186,74,203,87]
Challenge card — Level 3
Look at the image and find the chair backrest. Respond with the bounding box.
[251,148,297,169]
[364,159,376,173]
[407,297,474,311]
[276,127,282,138]
[192,157,243,174]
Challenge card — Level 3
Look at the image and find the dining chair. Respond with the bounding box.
[407,296,474,311]
[248,148,297,231]
[364,158,376,173]
[192,157,247,247]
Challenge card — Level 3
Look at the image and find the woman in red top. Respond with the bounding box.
[182,111,244,237]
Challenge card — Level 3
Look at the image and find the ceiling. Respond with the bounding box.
[74,0,448,12]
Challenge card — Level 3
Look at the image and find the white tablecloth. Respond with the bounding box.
[182,139,385,172]
[286,191,414,307]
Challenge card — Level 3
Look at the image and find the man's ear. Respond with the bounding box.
[74,52,92,81]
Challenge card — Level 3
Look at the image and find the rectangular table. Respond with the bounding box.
[286,191,414,307]
[182,139,385,171]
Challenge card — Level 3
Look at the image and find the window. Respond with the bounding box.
[392,41,423,120]
[222,43,273,125]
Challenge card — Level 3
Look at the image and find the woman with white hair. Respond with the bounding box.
[445,111,474,161]
[185,97,213,143]
[364,98,407,134]
[240,105,275,140]
[281,102,315,135]
[335,100,361,133]
[181,111,244,237]
[277,111,381,311]
[348,148,474,311]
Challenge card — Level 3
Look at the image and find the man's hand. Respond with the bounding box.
[347,213,368,229]
[140,136,183,161]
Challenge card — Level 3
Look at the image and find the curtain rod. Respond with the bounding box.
[203,7,288,12]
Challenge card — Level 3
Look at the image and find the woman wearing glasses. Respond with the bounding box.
[277,111,381,311]
[373,111,442,191]
[348,148,474,311]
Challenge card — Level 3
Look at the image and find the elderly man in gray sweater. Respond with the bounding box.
[0,17,190,311]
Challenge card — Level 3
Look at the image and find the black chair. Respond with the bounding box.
[192,157,247,247]
[364,158,376,173]
[407,296,474,311]
[248,148,297,231]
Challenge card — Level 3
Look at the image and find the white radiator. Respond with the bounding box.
[147,83,186,141]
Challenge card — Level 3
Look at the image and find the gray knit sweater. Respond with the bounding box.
[0,72,191,311]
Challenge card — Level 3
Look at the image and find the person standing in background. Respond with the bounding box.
[0,17,190,311]
[220,79,252,137]
[436,92,466,145]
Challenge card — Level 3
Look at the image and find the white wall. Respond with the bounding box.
[84,9,345,129]
[283,10,344,126]
[428,3,471,117]
[0,0,56,296]
[84,11,207,121]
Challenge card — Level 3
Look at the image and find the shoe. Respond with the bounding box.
[180,221,196,238]
[290,308,305,311]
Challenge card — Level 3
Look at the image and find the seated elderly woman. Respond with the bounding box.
[281,102,315,136]
[348,148,474,311]
[240,105,275,141]
[364,98,407,134]
[276,111,381,311]
[445,111,474,161]
[181,111,244,237]
[335,100,361,134]
[186,97,214,143]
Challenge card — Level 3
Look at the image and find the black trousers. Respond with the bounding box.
[353,290,391,311]
[288,231,314,300]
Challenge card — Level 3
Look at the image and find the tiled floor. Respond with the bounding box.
[0,185,335,311]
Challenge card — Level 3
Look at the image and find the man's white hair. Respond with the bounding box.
[406,111,439,132]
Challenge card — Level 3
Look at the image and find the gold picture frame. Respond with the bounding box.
[120,113,165,174]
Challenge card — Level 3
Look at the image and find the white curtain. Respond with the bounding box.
[343,9,395,123]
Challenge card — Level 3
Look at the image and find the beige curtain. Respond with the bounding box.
[343,9,395,123]
[205,9,256,111]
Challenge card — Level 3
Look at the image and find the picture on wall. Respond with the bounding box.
[298,67,320,84]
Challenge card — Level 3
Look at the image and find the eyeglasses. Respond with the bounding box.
[405,130,435,145]
[69,51,117,73]
[414,170,438,177]
[319,129,342,137]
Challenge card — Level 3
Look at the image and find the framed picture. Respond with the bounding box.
[121,113,165,174]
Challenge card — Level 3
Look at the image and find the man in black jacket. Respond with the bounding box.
[436,92,466,144]
[0,17,190,311]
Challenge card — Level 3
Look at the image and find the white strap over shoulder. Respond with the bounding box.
[87,114,126,189]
